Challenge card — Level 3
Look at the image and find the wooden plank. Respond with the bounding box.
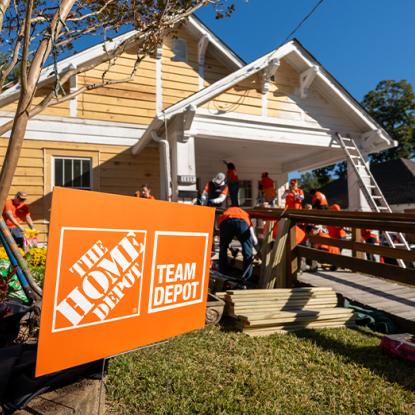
[296,246,415,286]
[309,235,415,261]
[245,321,356,336]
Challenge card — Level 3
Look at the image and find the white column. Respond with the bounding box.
[69,75,77,117]
[347,160,371,211]
[155,47,163,114]
[275,173,288,207]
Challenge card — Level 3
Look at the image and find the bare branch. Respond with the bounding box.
[67,0,116,22]
[0,32,22,93]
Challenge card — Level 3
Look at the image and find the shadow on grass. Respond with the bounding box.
[293,327,415,391]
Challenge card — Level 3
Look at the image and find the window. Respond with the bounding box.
[171,38,187,62]
[54,157,92,189]
[239,180,253,207]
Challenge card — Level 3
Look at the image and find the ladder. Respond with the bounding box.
[336,133,411,268]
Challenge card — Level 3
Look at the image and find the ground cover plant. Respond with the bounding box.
[107,325,415,414]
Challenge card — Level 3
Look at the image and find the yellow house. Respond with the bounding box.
[0,15,394,240]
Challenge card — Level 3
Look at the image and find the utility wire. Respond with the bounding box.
[282,0,326,44]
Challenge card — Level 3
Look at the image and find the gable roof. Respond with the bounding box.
[132,38,395,155]
[0,15,245,108]
[319,158,415,207]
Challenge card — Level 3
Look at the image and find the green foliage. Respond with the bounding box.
[362,80,415,163]
[299,162,346,195]
[107,325,415,414]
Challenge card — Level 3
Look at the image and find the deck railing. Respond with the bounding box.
[248,208,415,289]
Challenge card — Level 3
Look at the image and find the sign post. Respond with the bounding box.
[36,188,214,377]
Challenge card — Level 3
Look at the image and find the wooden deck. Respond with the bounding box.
[298,270,415,330]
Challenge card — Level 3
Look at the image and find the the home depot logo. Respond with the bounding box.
[148,231,209,313]
[53,228,146,332]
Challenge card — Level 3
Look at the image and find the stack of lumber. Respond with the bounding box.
[221,287,355,336]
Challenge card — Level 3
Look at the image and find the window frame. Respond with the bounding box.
[52,156,93,190]
[171,38,188,63]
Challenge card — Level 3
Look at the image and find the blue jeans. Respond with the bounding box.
[219,218,253,280]
[10,227,24,248]
[228,182,239,206]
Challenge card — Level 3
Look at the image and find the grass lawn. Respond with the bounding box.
[107,325,415,414]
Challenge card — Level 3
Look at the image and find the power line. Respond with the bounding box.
[283,0,326,44]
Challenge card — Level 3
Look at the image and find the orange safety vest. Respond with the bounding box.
[312,191,328,207]
[285,188,304,209]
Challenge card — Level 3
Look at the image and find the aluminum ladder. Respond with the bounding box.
[336,133,411,268]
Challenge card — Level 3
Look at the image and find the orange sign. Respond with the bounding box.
[36,188,214,376]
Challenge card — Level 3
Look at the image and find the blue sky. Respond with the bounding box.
[197,0,415,101]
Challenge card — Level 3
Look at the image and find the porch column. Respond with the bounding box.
[347,159,371,212]
[176,135,197,203]
[168,114,197,203]
[275,173,288,207]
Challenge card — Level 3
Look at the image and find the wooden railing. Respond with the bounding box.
[248,208,415,288]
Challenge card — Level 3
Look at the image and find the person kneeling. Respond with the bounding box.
[218,206,258,281]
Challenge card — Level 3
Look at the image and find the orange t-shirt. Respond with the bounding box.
[312,191,328,207]
[260,177,276,200]
[285,188,304,209]
[327,226,347,239]
[218,207,251,227]
[3,199,29,228]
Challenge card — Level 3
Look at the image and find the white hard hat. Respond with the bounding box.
[212,172,226,186]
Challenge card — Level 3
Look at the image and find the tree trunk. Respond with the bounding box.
[0,96,31,209]
[0,0,11,32]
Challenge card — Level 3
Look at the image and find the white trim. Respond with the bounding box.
[131,43,294,155]
[155,47,163,114]
[52,156,93,190]
[132,40,394,156]
[0,112,144,146]
[261,93,268,117]
[299,65,318,98]
[186,16,244,69]
[69,75,78,117]
[197,34,210,90]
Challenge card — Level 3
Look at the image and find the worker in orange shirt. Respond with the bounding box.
[218,206,258,280]
[224,161,239,206]
[259,172,276,206]
[2,191,35,249]
[135,184,156,199]
[310,189,328,209]
[327,204,347,240]
[361,229,378,261]
[283,178,304,209]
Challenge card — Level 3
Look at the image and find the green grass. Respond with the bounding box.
[107,326,415,415]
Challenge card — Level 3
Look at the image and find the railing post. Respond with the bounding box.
[352,227,364,259]
[285,220,298,288]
